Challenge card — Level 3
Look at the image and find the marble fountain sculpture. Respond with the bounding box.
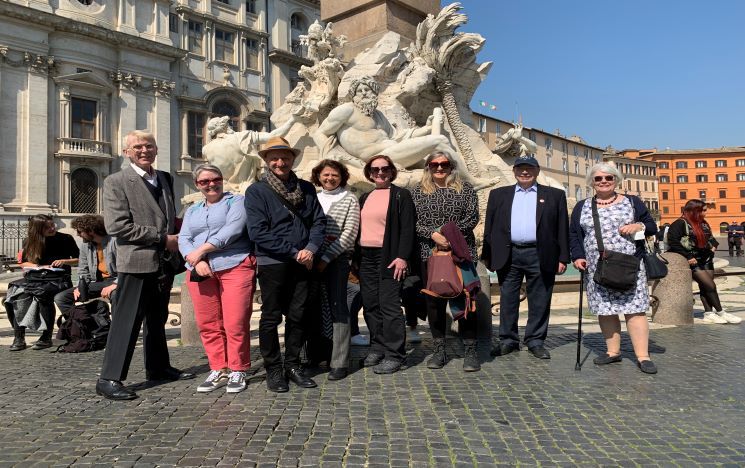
[195,3,564,235]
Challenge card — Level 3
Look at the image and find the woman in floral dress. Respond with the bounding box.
[569,163,659,374]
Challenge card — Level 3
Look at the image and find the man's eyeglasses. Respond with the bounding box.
[128,144,156,152]
[370,166,392,175]
[195,177,223,187]
[428,161,452,170]
[593,175,615,182]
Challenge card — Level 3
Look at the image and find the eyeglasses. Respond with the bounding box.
[195,177,223,187]
[128,144,156,152]
[428,161,452,170]
[593,175,615,182]
[370,166,392,175]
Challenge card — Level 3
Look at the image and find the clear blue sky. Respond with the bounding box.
[447,1,745,151]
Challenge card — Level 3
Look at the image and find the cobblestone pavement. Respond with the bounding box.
[1,313,745,467]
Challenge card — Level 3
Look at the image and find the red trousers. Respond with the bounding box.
[187,255,256,371]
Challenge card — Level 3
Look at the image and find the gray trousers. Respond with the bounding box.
[326,255,351,369]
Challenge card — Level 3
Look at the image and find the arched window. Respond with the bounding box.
[290,13,305,32]
[71,168,98,213]
[212,100,240,131]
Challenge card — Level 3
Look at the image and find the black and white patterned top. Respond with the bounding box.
[412,182,479,262]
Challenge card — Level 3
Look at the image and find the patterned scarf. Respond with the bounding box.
[261,168,304,206]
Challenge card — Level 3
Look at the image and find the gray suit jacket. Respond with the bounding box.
[103,165,178,274]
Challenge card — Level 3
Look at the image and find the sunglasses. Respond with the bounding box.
[370,166,392,175]
[195,177,223,187]
[428,161,452,170]
[593,175,615,182]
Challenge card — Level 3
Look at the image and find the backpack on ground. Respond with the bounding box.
[55,301,110,353]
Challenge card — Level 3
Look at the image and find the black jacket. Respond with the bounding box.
[569,195,658,261]
[357,184,416,272]
[481,184,570,273]
[666,218,717,261]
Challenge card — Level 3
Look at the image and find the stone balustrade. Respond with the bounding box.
[57,137,112,157]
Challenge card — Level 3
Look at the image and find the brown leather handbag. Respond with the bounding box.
[421,248,463,299]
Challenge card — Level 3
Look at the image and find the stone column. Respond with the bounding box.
[651,252,693,325]
[153,90,172,173]
[321,0,439,59]
[117,86,137,155]
[179,285,201,345]
[24,71,53,210]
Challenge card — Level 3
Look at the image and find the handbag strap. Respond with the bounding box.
[590,198,606,255]
[261,181,312,230]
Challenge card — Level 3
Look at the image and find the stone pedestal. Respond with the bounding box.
[179,285,202,345]
[321,0,439,59]
[651,252,693,325]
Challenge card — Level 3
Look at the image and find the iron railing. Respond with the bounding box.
[0,218,26,264]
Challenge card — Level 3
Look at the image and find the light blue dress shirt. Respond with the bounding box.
[178,192,253,272]
[510,184,537,243]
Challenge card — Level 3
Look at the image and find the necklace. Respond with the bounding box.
[595,193,618,205]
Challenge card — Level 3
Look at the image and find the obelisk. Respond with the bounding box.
[321,0,439,60]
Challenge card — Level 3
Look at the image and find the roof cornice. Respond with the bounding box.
[0,1,186,59]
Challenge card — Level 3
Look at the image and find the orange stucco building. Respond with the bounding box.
[641,147,745,230]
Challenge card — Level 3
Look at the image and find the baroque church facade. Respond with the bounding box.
[0,0,318,228]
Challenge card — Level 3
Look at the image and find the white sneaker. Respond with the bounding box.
[702,311,728,324]
[350,334,370,346]
[197,369,229,393]
[407,329,422,344]
[716,310,742,324]
[226,371,247,394]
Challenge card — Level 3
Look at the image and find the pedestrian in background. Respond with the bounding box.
[6,214,78,351]
[667,200,741,324]
[54,214,117,332]
[179,164,256,394]
[569,163,659,374]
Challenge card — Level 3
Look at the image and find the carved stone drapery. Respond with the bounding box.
[0,45,55,75]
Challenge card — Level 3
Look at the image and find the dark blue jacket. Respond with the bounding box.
[244,179,326,265]
[569,195,658,261]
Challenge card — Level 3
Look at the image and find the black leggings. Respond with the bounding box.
[692,262,721,312]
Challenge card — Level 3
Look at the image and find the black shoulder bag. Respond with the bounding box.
[630,197,668,280]
[591,198,640,291]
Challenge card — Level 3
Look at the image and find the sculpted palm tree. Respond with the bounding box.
[409,3,486,177]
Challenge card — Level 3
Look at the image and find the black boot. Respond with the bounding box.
[33,330,53,350]
[462,339,480,372]
[427,338,447,369]
[10,328,27,352]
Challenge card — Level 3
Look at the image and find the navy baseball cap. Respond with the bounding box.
[513,155,539,167]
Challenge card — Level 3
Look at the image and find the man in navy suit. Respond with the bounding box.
[481,156,569,360]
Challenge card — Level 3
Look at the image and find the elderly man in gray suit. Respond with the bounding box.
[95,130,194,401]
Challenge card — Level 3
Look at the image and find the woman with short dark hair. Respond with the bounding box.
[666,199,740,324]
[179,164,256,394]
[307,159,360,380]
[357,155,415,375]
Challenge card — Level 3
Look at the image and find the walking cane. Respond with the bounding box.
[575,270,585,371]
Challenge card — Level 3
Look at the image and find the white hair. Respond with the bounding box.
[586,162,624,187]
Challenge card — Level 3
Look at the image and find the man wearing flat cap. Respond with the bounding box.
[481,155,569,360]
[244,136,326,392]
